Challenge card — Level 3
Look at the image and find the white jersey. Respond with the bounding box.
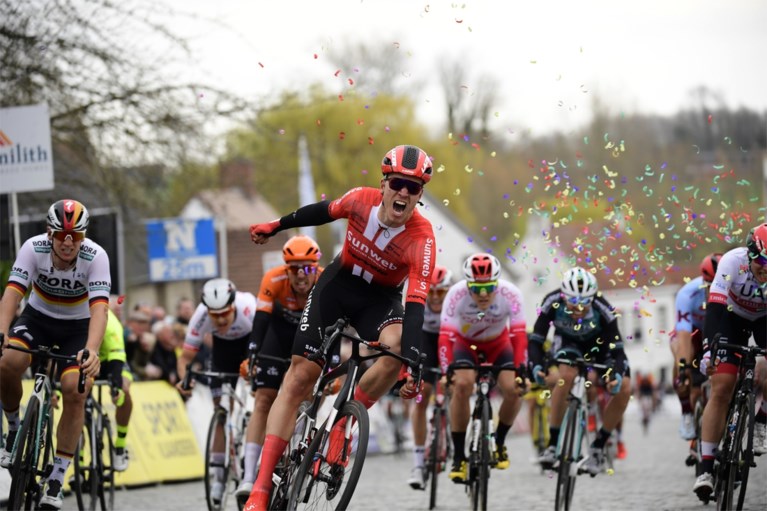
[184,291,257,351]
[709,247,767,321]
[440,279,526,342]
[7,233,111,320]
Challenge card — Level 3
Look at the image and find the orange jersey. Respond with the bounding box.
[328,187,436,305]
[256,264,324,315]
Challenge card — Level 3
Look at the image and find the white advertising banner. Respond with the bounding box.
[0,103,54,193]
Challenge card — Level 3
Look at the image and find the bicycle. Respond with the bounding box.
[181,366,251,511]
[448,355,520,511]
[2,342,88,511]
[551,357,613,511]
[72,379,119,511]
[281,317,423,511]
[422,366,451,510]
[678,357,710,473]
[708,339,767,511]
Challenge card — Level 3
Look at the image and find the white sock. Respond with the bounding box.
[413,446,425,468]
[243,443,262,483]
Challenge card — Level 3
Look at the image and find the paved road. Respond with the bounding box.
[57,399,767,511]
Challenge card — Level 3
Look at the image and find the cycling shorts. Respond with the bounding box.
[712,311,767,375]
[555,339,632,378]
[255,314,295,390]
[9,305,88,377]
[451,329,515,369]
[291,259,404,362]
[210,334,249,390]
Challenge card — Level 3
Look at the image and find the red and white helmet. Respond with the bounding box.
[462,253,501,283]
[699,253,723,283]
[381,145,433,183]
[747,223,767,260]
[430,265,454,290]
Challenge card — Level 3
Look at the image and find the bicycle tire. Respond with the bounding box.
[99,417,116,511]
[74,420,100,511]
[287,400,369,511]
[478,398,491,511]
[555,401,580,511]
[204,407,230,511]
[734,394,755,511]
[8,397,41,511]
[716,397,745,511]
[427,406,445,510]
[270,401,312,510]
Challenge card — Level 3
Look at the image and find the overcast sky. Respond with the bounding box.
[163,0,767,137]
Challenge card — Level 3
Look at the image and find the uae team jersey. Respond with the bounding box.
[6,233,111,319]
[328,187,435,305]
[184,291,257,351]
[708,247,767,321]
[256,264,324,325]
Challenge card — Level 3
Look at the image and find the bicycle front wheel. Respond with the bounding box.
[270,401,312,510]
[555,402,580,511]
[427,406,446,510]
[204,407,230,511]
[98,418,116,511]
[287,400,369,511]
[8,398,41,511]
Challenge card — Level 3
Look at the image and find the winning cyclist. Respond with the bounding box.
[530,267,631,476]
[670,253,721,457]
[0,199,107,509]
[244,144,436,511]
[176,278,257,505]
[234,235,323,502]
[439,253,528,483]
[407,264,453,490]
[693,224,767,501]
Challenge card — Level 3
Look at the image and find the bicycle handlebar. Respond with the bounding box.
[78,348,89,394]
[1,342,89,394]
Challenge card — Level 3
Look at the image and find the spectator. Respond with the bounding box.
[144,321,180,384]
[125,308,155,379]
[173,298,195,326]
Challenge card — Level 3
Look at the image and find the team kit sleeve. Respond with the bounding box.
[5,238,38,296]
[506,287,528,367]
[183,303,209,351]
[400,232,436,363]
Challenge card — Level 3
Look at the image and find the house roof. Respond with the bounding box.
[182,187,280,229]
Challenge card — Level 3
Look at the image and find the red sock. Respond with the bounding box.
[252,434,288,494]
[354,386,377,409]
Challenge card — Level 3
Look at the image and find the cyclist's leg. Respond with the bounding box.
[486,337,521,468]
[0,310,42,465]
[409,330,438,488]
[448,338,477,481]
[114,369,134,471]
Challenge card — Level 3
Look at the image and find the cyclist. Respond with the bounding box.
[693,224,767,501]
[244,144,436,511]
[671,253,722,450]
[530,267,631,476]
[634,370,658,433]
[176,278,257,505]
[234,235,323,502]
[0,199,107,509]
[101,297,134,471]
[439,253,528,483]
[407,264,453,490]
[523,333,559,457]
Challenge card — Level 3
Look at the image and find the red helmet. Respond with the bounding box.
[46,199,89,232]
[462,253,501,283]
[430,265,453,290]
[747,223,767,260]
[381,145,433,183]
[282,235,320,263]
[699,253,723,282]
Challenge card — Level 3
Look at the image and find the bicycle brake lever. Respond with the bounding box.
[77,348,89,394]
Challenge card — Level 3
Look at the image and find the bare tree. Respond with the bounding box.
[437,56,499,139]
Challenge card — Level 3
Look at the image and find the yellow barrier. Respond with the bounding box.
[13,379,204,489]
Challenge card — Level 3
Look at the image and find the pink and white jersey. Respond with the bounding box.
[6,234,111,320]
[184,291,257,351]
[708,247,767,321]
[439,279,526,342]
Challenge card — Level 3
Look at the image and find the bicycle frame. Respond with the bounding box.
[712,341,766,511]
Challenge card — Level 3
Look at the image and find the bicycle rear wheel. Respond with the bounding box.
[692,398,705,475]
[74,421,100,511]
[204,407,230,511]
[716,397,749,511]
[733,395,755,511]
[287,400,369,511]
[8,398,41,511]
[555,402,580,511]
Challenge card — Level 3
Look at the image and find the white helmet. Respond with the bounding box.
[462,253,501,282]
[560,267,598,300]
[201,278,236,312]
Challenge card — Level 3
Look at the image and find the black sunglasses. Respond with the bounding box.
[387,177,423,195]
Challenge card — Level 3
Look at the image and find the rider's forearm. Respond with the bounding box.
[278,201,334,230]
[0,287,24,338]
[86,303,109,352]
[676,330,693,362]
